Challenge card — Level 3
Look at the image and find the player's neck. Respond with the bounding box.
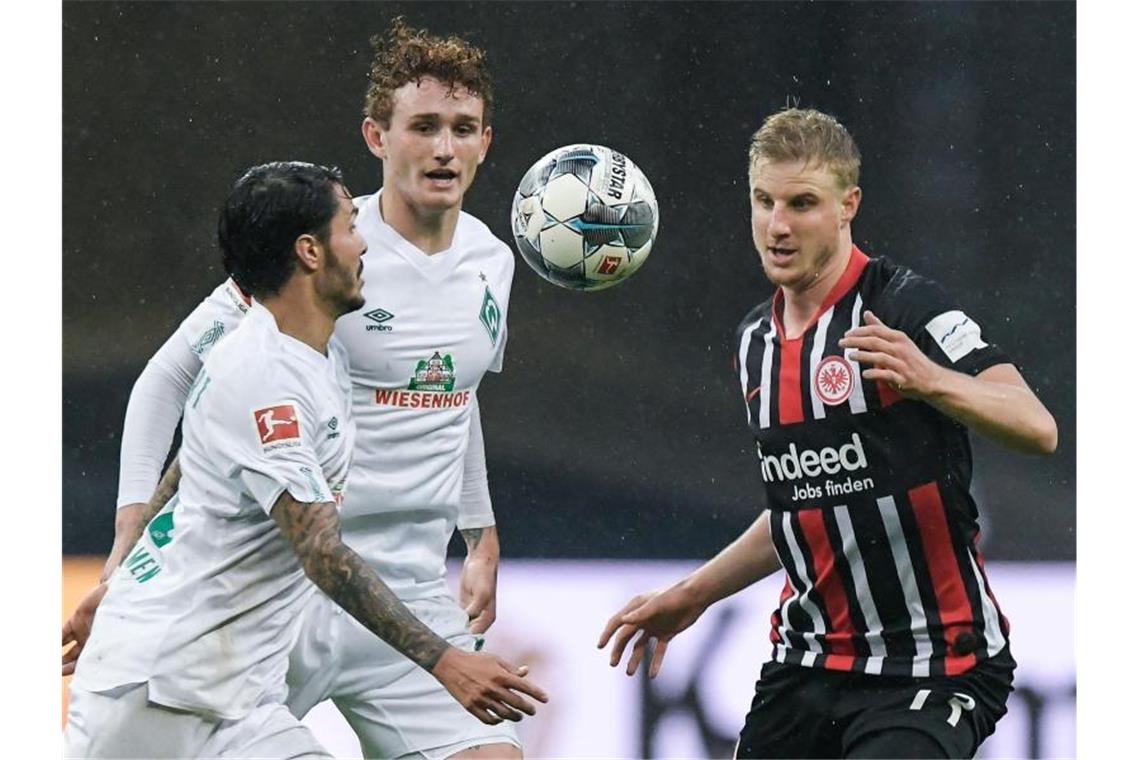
[379,190,460,256]
[260,287,336,357]
[779,240,853,339]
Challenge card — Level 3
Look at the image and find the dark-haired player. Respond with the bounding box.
[66,162,543,758]
[600,108,1056,759]
[63,19,542,760]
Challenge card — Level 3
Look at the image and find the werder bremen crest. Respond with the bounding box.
[408,351,456,392]
[479,286,502,345]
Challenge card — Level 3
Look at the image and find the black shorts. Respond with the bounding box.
[735,648,1015,759]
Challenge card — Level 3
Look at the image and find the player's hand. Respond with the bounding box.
[597,584,706,679]
[61,581,109,676]
[459,554,497,635]
[431,647,548,725]
[840,310,945,399]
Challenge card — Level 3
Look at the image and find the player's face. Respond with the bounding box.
[317,185,368,315]
[367,76,492,215]
[749,160,860,294]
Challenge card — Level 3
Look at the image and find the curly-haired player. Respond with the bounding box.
[61,17,544,760]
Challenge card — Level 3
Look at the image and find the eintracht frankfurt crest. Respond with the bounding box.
[814,355,855,406]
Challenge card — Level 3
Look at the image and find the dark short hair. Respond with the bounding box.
[218,161,345,298]
[364,17,494,127]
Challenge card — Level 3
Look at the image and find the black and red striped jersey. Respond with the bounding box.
[733,246,1012,678]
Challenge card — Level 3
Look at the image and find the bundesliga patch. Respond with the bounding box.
[253,403,301,448]
[814,355,855,406]
[925,310,988,363]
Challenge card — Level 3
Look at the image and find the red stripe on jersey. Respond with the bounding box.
[876,380,903,407]
[972,533,1011,633]
[770,577,794,643]
[797,510,857,667]
[778,338,805,424]
[909,481,976,675]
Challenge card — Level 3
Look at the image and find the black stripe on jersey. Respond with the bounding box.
[742,317,770,429]
[769,512,823,653]
[894,491,951,676]
[820,506,874,659]
[848,501,917,662]
[786,512,840,657]
[944,487,1004,661]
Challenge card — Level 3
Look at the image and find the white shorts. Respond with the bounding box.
[286,593,520,759]
[64,682,331,759]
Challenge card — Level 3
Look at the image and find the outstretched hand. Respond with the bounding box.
[62,582,109,676]
[840,310,944,399]
[432,648,548,725]
[597,585,706,679]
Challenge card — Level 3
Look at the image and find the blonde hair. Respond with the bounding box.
[748,108,861,189]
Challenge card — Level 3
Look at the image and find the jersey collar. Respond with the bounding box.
[771,245,870,342]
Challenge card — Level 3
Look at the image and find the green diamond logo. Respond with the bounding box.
[479,287,502,345]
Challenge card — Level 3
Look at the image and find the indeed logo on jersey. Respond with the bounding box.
[757,433,875,502]
[254,404,302,451]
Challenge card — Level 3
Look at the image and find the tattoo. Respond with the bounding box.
[461,527,486,553]
[272,493,449,672]
[118,456,181,569]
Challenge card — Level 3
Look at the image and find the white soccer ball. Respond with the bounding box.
[510,144,659,291]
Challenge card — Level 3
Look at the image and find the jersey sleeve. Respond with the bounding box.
[872,263,1010,377]
[487,244,514,374]
[458,394,495,530]
[116,280,250,508]
[176,279,250,359]
[204,371,335,516]
[115,333,202,506]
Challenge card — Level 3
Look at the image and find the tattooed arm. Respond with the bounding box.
[271,493,547,724]
[459,525,500,635]
[62,456,182,676]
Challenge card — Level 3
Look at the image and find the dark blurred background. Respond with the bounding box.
[63,1,1075,561]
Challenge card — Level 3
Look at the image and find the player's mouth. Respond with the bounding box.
[424,168,459,187]
[767,246,797,265]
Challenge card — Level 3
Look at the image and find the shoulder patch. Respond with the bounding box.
[925,310,988,363]
[253,403,301,449]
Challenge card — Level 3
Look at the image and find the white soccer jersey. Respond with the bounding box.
[333,190,513,601]
[116,278,251,507]
[74,303,355,720]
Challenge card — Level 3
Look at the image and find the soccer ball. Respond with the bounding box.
[510,144,659,291]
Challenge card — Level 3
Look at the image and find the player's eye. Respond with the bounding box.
[792,196,816,210]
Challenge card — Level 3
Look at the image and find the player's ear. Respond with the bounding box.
[293,234,321,273]
[362,118,387,160]
[477,125,492,165]
[840,185,862,227]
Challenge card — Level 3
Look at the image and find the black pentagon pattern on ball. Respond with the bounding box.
[551,148,598,184]
[618,200,655,250]
[513,232,545,274]
[517,159,557,198]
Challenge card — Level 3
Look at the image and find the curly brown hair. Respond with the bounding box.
[749,108,861,190]
[364,18,494,127]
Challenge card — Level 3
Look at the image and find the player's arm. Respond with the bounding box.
[271,491,547,725]
[841,311,1058,455]
[458,395,499,634]
[599,510,782,678]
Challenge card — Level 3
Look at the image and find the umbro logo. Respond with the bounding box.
[364,308,394,332]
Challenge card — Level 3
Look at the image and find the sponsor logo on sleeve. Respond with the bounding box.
[813,355,854,405]
[190,320,226,356]
[254,404,301,450]
[926,310,988,363]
